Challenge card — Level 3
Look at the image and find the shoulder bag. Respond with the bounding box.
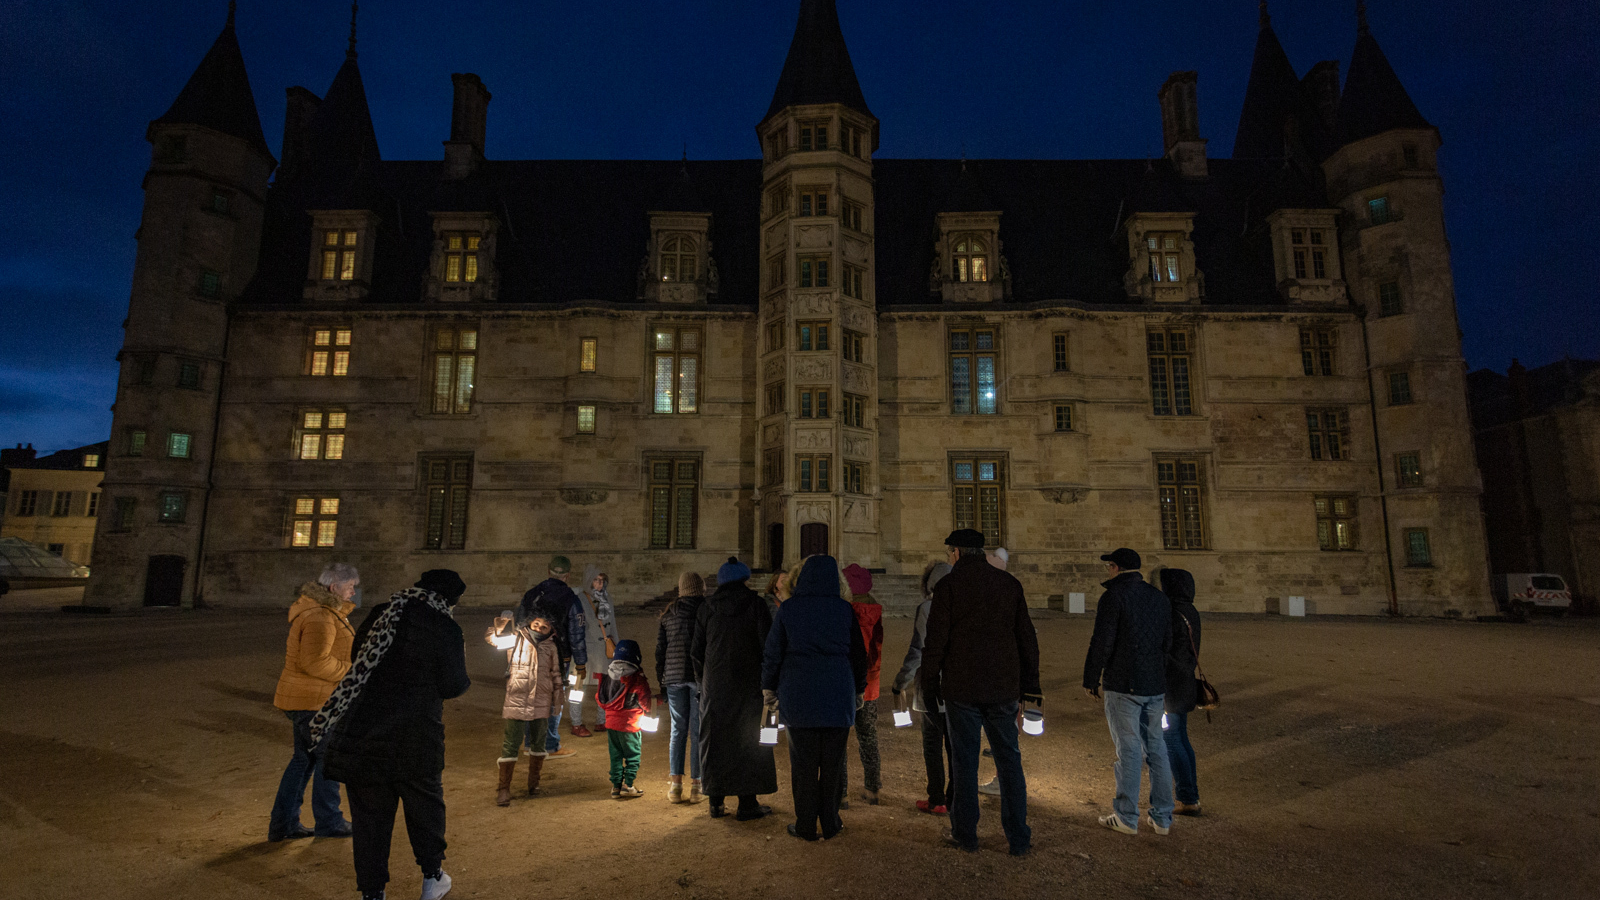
[1181,614,1220,720]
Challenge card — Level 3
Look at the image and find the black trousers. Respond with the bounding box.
[787,726,848,839]
[345,775,447,895]
[921,708,953,807]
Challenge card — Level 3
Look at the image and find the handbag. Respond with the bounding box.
[1181,615,1220,719]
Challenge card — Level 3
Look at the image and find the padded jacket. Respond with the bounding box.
[518,578,588,667]
[655,594,704,687]
[1083,571,1173,696]
[498,628,561,721]
[762,557,868,729]
[596,664,654,732]
[851,597,885,702]
[273,582,356,712]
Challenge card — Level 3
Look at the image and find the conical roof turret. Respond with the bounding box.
[150,2,273,160]
[1335,8,1433,146]
[298,7,384,210]
[764,0,873,122]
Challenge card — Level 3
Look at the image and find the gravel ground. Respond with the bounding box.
[0,606,1595,899]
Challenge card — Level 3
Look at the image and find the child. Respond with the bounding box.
[486,613,560,806]
[597,639,653,798]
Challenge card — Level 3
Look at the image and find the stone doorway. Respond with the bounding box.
[143,555,185,607]
[767,523,784,571]
[800,522,829,558]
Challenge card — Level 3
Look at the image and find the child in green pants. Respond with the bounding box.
[596,639,653,798]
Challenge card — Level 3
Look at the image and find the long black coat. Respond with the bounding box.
[322,598,471,783]
[690,581,778,797]
[1160,568,1202,714]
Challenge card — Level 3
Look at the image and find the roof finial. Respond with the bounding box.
[347,1,359,59]
[1259,1,1270,28]
[1357,0,1369,34]
[227,1,236,28]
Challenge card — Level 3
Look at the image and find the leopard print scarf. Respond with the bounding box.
[310,587,455,746]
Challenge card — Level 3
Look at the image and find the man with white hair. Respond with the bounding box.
[269,562,360,841]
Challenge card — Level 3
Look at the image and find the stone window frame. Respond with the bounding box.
[762,448,784,487]
[167,432,193,460]
[843,461,867,495]
[934,212,1006,303]
[421,454,474,551]
[127,428,147,457]
[1314,494,1359,551]
[1267,210,1344,302]
[1387,370,1414,406]
[1147,325,1196,417]
[1053,403,1074,432]
[295,408,348,461]
[1403,528,1433,567]
[766,320,786,352]
[842,329,865,363]
[426,214,498,303]
[766,181,790,220]
[1124,211,1201,303]
[951,455,1006,548]
[841,200,864,232]
[797,119,830,152]
[177,359,202,390]
[842,264,865,300]
[1306,408,1348,461]
[948,324,1001,416]
[1052,332,1070,372]
[50,491,74,517]
[580,338,598,373]
[765,381,785,417]
[1301,327,1338,377]
[797,321,830,352]
[428,323,479,416]
[1377,281,1405,317]
[304,210,379,303]
[13,490,39,517]
[798,255,831,288]
[951,234,991,283]
[306,326,353,377]
[111,497,136,532]
[645,455,700,550]
[766,254,787,293]
[86,492,100,517]
[158,491,189,525]
[796,454,832,493]
[797,386,831,420]
[1155,455,1207,551]
[1396,451,1424,488]
[842,392,866,429]
[650,324,703,416]
[289,495,341,549]
[657,235,699,283]
[576,405,597,435]
[797,187,831,218]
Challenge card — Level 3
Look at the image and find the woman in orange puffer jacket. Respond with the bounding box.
[839,564,885,808]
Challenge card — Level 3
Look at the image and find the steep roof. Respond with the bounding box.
[1336,22,1433,146]
[764,0,873,122]
[149,8,272,160]
[1232,6,1333,161]
[296,51,385,210]
[3,442,108,472]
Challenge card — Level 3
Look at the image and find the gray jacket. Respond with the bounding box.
[890,562,952,712]
[578,565,619,667]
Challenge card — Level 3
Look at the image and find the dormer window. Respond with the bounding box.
[799,121,829,151]
[321,230,359,281]
[1267,210,1345,303]
[443,234,481,283]
[659,236,697,282]
[953,237,989,283]
[1124,212,1200,303]
[1147,233,1181,283]
[1291,229,1327,280]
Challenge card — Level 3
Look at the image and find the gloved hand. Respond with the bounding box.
[1021,692,1044,708]
[856,692,866,711]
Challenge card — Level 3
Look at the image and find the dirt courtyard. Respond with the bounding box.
[1,607,1596,900]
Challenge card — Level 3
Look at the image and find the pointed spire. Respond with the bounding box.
[1232,8,1296,158]
[1336,9,1432,146]
[764,0,873,122]
[298,26,384,208]
[150,3,273,160]
[1259,1,1270,28]
[347,1,359,59]
[1357,1,1370,35]
[227,1,236,28]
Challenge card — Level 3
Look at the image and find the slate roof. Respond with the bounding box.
[1232,14,1334,161]
[242,154,1324,311]
[150,12,273,160]
[296,53,386,212]
[765,0,874,124]
[2,442,108,472]
[1336,25,1433,146]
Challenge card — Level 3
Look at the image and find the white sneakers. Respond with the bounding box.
[1143,813,1171,835]
[979,777,1001,796]
[1096,813,1171,835]
[420,871,452,900]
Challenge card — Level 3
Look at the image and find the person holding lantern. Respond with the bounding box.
[691,557,779,820]
[596,639,654,798]
[920,529,1041,857]
[486,611,561,806]
[518,556,588,758]
[891,559,954,816]
[838,563,884,808]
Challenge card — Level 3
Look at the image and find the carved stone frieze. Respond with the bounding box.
[843,434,870,459]
[560,489,610,506]
[842,362,872,394]
[795,501,831,524]
[1039,486,1089,504]
[842,499,874,534]
[794,428,832,451]
[793,293,832,317]
[764,358,785,382]
[794,358,832,382]
[839,303,872,332]
[842,235,870,264]
[795,225,833,250]
[763,424,782,446]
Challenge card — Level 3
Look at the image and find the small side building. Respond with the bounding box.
[0,443,109,568]
[1469,359,1600,607]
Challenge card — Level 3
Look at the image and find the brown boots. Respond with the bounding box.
[496,759,515,806]
[526,754,545,796]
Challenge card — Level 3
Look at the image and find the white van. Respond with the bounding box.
[1497,574,1572,619]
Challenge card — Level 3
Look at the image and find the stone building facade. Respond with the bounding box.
[2,443,108,569]
[86,2,1493,615]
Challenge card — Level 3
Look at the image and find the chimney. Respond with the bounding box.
[279,86,322,182]
[1,443,36,467]
[443,73,491,179]
[1302,60,1341,134]
[1158,71,1208,179]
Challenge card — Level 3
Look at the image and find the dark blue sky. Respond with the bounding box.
[2,1,1594,454]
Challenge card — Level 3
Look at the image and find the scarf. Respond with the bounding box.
[310,587,455,746]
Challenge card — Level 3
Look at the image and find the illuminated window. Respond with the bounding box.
[1291,229,1329,280]
[443,233,482,283]
[158,492,188,524]
[798,189,830,218]
[647,458,698,548]
[798,121,829,152]
[652,326,701,414]
[83,454,100,468]
[297,409,347,460]
[842,393,866,428]
[1404,528,1432,566]
[1053,333,1069,372]
[953,237,988,283]
[1146,233,1181,283]
[291,496,340,548]
[321,230,359,281]
[1306,408,1347,461]
[798,256,830,288]
[949,327,998,415]
[1155,457,1206,550]
[659,236,698,282]
[797,321,830,352]
[797,455,832,493]
[577,405,596,434]
[1397,452,1423,488]
[798,387,830,419]
[1054,404,1073,432]
[309,328,352,377]
[951,457,1003,547]
[1301,328,1337,376]
[432,326,477,414]
[1315,495,1358,551]
[1148,327,1196,416]
[580,338,598,372]
[422,455,473,550]
[167,432,192,459]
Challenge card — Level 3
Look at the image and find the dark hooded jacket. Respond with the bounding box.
[920,553,1041,706]
[1083,570,1172,696]
[690,578,778,796]
[656,591,704,687]
[322,595,471,783]
[1160,568,1202,714]
[518,577,587,667]
[762,556,868,729]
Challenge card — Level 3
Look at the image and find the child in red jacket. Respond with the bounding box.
[597,639,654,798]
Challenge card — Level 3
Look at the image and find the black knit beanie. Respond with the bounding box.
[415,569,467,605]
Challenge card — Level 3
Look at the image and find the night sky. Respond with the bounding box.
[1,1,1594,454]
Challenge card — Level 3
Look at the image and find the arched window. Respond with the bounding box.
[659,236,697,283]
[952,236,988,283]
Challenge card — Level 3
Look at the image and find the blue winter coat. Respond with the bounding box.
[761,556,868,729]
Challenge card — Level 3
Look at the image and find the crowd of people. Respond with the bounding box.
[268,536,1207,899]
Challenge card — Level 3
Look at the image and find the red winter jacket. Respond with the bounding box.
[597,668,654,732]
[851,597,885,701]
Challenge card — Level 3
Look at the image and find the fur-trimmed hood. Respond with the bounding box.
[289,581,349,622]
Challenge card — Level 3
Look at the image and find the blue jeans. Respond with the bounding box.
[666,683,701,780]
[545,661,570,752]
[945,700,1030,853]
[1163,711,1199,804]
[1103,691,1174,829]
[269,710,345,837]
